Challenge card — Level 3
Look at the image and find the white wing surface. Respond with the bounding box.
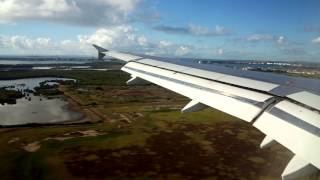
[93,45,320,179]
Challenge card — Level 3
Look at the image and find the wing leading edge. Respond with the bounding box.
[93,44,320,179]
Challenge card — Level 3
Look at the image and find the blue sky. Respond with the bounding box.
[0,0,319,61]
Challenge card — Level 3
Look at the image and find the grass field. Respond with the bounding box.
[0,70,298,180]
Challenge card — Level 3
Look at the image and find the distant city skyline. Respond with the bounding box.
[0,0,319,61]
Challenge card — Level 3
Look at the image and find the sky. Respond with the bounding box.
[0,0,319,61]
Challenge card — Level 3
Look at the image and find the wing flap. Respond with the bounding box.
[287,91,320,110]
[218,74,279,91]
[173,73,273,102]
[253,100,320,169]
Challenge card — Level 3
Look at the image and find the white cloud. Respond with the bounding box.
[0,35,54,50]
[312,36,320,44]
[188,24,208,36]
[0,0,142,26]
[215,25,229,35]
[277,36,285,44]
[175,46,190,56]
[1,26,136,54]
[137,36,148,46]
[158,40,172,48]
[39,0,79,16]
[79,29,115,46]
[0,25,196,57]
[77,25,148,51]
[246,34,274,42]
[242,34,287,45]
[215,48,224,55]
[61,40,72,45]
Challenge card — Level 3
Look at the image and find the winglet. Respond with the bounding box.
[92,44,108,60]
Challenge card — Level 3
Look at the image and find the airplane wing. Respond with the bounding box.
[93,44,320,180]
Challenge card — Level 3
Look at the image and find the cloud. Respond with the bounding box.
[77,25,153,52]
[78,27,195,57]
[0,35,54,50]
[0,0,142,26]
[154,24,230,36]
[215,48,224,55]
[233,33,309,58]
[238,34,286,45]
[145,40,194,57]
[0,25,196,57]
[312,37,320,44]
[245,34,274,42]
[158,40,172,49]
[137,36,148,46]
[0,25,146,54]
[174,46,191,56]
[277,36,285,44]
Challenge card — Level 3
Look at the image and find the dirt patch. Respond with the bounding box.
[8,137,20,144]
[78,130,103,137]
[119,114,132,124]
[23,141,41,152]
[45,130,106,141]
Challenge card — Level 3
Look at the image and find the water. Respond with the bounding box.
[0,77,84,126]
